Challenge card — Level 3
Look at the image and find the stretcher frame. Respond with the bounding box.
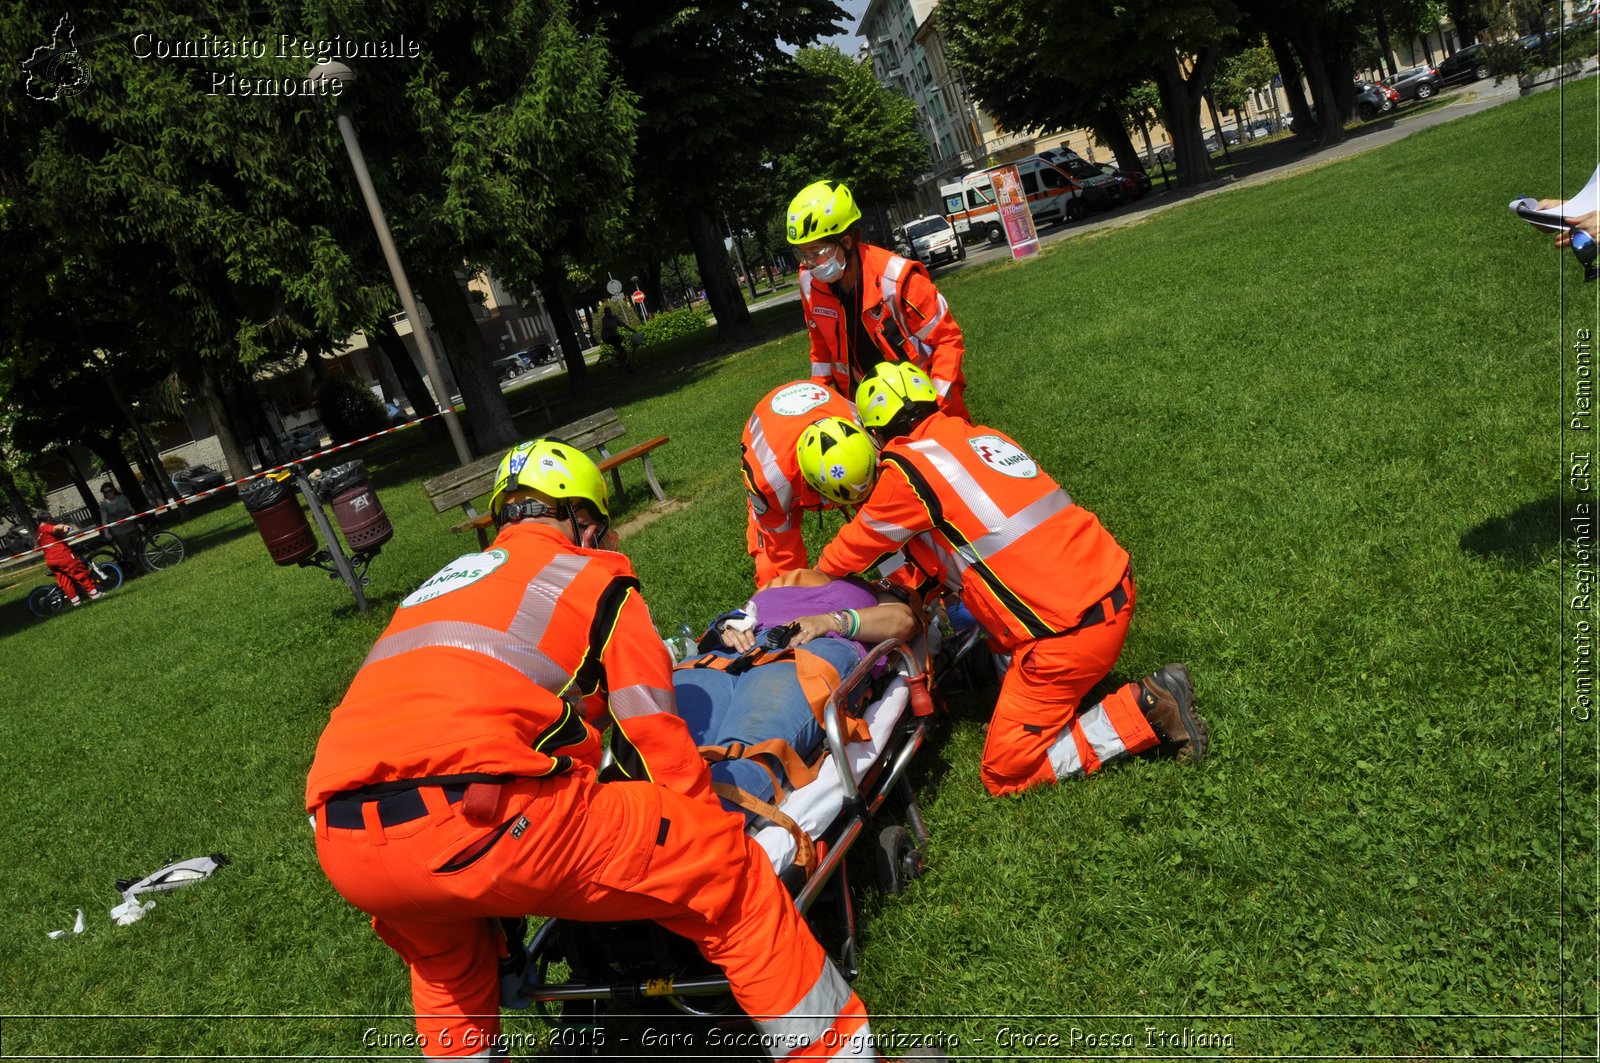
[509,635,934,1026]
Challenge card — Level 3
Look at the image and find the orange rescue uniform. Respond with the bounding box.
[801,243,969,420]
[742,380,858,586]
[308,521,873,1060]
[37,521,95,601]
[815,411,1158,796]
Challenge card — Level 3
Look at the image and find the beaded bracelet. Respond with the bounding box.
[831,610,850,635]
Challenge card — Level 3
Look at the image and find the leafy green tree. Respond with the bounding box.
[940,0,1149,175]
[943,0,1239,186]
[574,0,849,340]
[773,46,927,204]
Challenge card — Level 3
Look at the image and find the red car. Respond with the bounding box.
[1098,163,1152,201]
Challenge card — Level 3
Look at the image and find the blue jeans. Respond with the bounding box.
[672,637,864,813]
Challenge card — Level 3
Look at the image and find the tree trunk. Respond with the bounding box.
[227,368,285,468]
[1292,28,1345,147]
[538,267,589,393]
[1204,91,1233,163]
[1153,49,1219,187]
[1375,7,1398,76]
[1269,33,1317,137]
[684,185,751,341]
[62,445,98,521]
[1091,107,1144,174]
[0,463,33,528]
[373,318,440,420]
[188,355,251,482]
[80,430,149,511]
[416,269,517,456]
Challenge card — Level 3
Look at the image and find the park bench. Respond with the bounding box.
[421,408,670,548]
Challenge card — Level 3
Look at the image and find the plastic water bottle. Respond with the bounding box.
[663,620,698,663]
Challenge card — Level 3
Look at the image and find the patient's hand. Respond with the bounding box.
[788,613,844,646]
[721,623,757,653]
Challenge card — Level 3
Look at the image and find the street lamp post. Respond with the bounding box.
[308,60,473,468]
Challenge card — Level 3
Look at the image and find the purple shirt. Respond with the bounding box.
[749,579,881,654]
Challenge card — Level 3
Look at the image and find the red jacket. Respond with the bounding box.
[742,381,858,586]
[36,522,79,567]
[800,243,969,419]
[307,521,715,810]
[816,412,1128,652]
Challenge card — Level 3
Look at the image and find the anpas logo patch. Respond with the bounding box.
[969,435,1038,478]
[402,549,509,607]
[771,382,834,417]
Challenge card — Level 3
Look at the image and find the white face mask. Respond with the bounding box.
[798,240,846,283]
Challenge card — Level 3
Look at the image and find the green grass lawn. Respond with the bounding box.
[1,86,1593,1057]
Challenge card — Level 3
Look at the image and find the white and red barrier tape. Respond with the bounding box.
[0,407,450,568]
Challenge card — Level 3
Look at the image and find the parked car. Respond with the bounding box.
[1355,80,1399,120]
[513,342,559,368]
[902,215,963,267]
[170,464,229,497]
[280,424,321,457]
[1383,64,1441,102]
[1436,42,1491,86]
[493,354,526,381]
[1,525,32,555]
[1099,163,1152,200]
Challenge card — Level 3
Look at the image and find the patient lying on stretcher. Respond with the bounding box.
[671,570,916,819]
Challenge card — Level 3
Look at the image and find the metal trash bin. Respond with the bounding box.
[241,478,318,566]
[316,460,393,553]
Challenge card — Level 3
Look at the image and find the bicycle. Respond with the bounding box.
[87,521,185,574]
[27,556,124,618]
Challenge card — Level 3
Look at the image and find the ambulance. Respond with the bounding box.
[941,149,1125,245]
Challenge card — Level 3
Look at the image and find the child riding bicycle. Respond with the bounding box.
[35,512,101,607]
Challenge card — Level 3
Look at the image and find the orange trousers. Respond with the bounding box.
[315,769,872,1060]
[980,571,1158,796]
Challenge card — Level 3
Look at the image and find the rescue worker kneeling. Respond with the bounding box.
[742,379,860,587]
[307,441,880,1061]
[799,364,1210,798]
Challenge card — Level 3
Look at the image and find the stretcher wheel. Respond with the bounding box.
[874,825,924,894]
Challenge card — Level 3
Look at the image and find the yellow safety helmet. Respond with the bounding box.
[856,361,940,440]
[489,439,610,523]
[796,416,877,506]
[786,180,862,245]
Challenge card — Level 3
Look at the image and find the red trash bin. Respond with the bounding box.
[318,460,394,553]
[241,478,318,566]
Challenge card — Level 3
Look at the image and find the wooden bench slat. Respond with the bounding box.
[423,407,670,538]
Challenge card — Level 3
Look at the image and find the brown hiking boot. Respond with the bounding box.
[1138,663,1209,763]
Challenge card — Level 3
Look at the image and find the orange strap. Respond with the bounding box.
[710,782,816,875]
[699,737,824,801]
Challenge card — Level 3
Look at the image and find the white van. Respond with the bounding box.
[942,151,1125,242]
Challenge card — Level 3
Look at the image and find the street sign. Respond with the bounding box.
[631,290,645,304]
[606,278,623,296]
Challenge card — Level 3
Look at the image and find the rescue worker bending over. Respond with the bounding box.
[799,364,1210,797]
[787,179,970,420]
[307,441,882,1061]
[742,379,859,586]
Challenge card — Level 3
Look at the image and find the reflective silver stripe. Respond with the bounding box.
[906,439,1007,529]
[811,361,834,376]
[1046,727,1085,780]
[609,683,675,721]
[912,293,949,341]
[878,258,916,352]
[363,555,590,694]
[932,376,953,397]
[918,533,966,592]
[863,514,917,544]
[968,490,1073,558]
[1077,702,1127,764]
[907,440,1071,565]
[800,271,813,300]
[756,961,854,1050]
[747,415,793,513]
